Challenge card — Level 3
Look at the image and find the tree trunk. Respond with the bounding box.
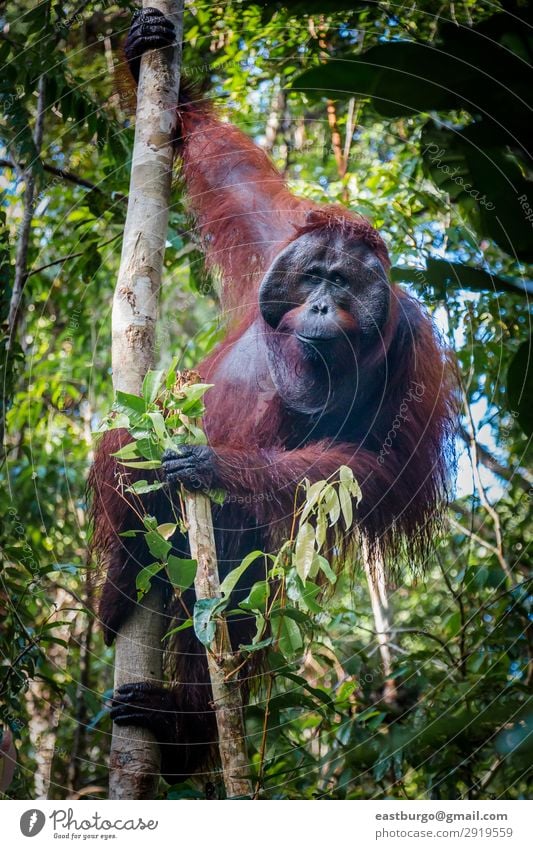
[185,489,252,798]
[7,75,46,349]
[26,588,79,799]
[362,543,398,705]
[108,0,184,800]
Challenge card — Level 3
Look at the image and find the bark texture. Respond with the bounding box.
[109,0,184,800]
[185,488,252,799]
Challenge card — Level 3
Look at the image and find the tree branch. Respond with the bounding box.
[458,425,532,494]
[0,157,104,193]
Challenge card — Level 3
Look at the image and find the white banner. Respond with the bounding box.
[0,800,531,848]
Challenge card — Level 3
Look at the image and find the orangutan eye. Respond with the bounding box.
[333,273,347,287]
[302,268,324,285]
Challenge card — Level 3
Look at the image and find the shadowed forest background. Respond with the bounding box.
[0,0,532,800]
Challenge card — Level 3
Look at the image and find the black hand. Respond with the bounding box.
[111,682,185,783]
[162,445,217,492]
[111,681,177,735]
[125,7,176,83]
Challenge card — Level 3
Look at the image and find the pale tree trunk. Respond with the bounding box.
[109,0,185,800]
[262,84,286,153]
[362,543,398,705]
[1,75,46,454]
[26,588,79,799]
[184,489,252,798]
[7,75,46,349]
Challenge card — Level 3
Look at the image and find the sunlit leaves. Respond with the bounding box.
[105,370,214,473]
[294,467,360,583]
[294,521,315,582]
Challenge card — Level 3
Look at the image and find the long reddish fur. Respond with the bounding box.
[88,92,456,779]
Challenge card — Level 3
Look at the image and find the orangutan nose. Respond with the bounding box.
[311,301,329,315]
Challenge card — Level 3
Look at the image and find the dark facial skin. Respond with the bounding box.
[256,230,391,418]
[259,229,390,356]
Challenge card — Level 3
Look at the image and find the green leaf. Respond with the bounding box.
[180,399,204,418]
[277,615,303,659]
[316,555,337,584]
[188,249,213,296]
[239,636,273,653]
[136,437,161,461]
[165,371,176,392]
[248,0,358,20]
[239,580,270,612]
[117,459,161,470]
[444,610,461,637]
[143,516,158,531]
[136,562,163,599]
[184,422,207,444]
[207,488,227,506]
[147,410,171,445]
[114,390,147,415]
[167,555,197,591]
[339,466,361,503]
[293,46,461,113]
[111,441,141,460]
[282,671,334,709]
[421,124,533,262]
[294,521,315,582]
[300,478,327,523]
[323,486,341,526]
[301,580,322,614]
[271,607,310,624]
[193,597,225,646]
[293,32,531,129]
[286,568,305,603]
[126,480,164,495]
[315,508,327,550]
[142,369,164,404]
[157,523,177,540]
[180,383,214,405]
[357,707,385,724]
[220,550,264,598]
[338,481,353,530]
[145,530,172,561]
[164,618,193,639]
[374,756,392,782]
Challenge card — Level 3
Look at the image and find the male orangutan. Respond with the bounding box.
[89,8,455,784]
